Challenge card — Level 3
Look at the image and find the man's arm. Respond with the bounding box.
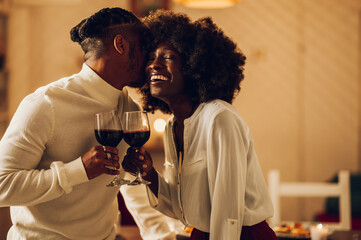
[0,94,90,206]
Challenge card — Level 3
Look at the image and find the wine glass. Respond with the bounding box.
[123,111,151,185]
[94,110,130,187]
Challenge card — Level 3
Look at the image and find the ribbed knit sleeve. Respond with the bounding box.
[0,91,88,206]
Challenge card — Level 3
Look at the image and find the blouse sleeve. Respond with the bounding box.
[207,110,250,240]
[120,184,177,240]
[146,167,179,220]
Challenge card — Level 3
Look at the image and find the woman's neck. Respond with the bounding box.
[169,99,199,153]
[169,98,199,123]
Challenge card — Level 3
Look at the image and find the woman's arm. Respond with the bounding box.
[207,110,249,240]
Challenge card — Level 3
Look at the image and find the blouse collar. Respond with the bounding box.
[170,102,205,127]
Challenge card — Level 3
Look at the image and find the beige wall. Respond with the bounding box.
[173,0,361,221]
[3,0,361,223]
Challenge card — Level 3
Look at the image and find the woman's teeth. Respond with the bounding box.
[150,75,169,82]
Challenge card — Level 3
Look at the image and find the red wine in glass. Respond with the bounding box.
[123,131,150,148]
[95,110,130,187]
[95,129,123,147]
[123,111,151,185]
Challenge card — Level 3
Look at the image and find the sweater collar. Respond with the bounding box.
[78,63,122,109]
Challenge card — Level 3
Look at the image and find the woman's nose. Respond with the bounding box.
[147,57,164,71]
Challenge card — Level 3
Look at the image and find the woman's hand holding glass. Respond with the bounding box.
[122,147,153,179]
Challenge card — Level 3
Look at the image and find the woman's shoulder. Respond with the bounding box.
[201,99,239,119]
[199,100,249,129]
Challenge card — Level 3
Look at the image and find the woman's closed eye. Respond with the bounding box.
[147,54,176,62]
[163,54,176,60]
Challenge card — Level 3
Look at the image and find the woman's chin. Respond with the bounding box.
[150,91,167,102]
[150,88,162,98]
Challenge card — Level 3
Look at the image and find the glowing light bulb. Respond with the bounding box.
[154,119,166,133]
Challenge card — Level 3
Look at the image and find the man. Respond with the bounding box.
[0,8,175,240]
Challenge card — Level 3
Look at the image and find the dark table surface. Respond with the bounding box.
[117,226,361,240]
[277,230,361,240]
[327,230,361,240]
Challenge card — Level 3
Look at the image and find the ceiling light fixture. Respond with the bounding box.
[173,0,240,9]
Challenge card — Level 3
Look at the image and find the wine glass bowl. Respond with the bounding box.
[94,128,123,147]
[123,130,150,148]
[123,111,151,185]
[94,110,130,187]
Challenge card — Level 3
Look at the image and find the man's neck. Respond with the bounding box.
[86,58,126,90]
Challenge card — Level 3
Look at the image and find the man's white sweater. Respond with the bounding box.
[0,64,175,240]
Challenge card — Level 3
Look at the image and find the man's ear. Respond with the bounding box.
[114,34,126,55]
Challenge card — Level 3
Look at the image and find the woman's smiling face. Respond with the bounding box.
[145,43,185,104]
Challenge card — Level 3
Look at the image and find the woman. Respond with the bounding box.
[122,9,277,240]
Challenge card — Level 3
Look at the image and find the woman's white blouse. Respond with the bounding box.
[147,100,274,240]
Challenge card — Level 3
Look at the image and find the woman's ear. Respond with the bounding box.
[114,34,126,55]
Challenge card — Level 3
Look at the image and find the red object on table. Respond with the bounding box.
[117,192,136,226]
[315,212,361,230]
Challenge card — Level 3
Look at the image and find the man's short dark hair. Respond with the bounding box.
[70,8,150,60]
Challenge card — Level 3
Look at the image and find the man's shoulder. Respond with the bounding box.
[20,76,79,111]
[32,76,73,95]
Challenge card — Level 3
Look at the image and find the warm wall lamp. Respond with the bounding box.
[173,0,240,9]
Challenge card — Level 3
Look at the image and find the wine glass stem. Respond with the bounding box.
[136,168,142,180]
[133,147,142,180]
